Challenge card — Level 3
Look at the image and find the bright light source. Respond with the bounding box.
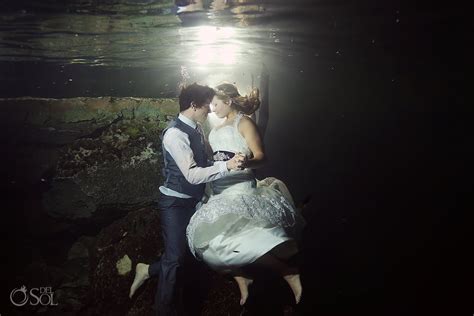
[195,44,237,65]
[218,44,237,65]
[195,46,214,65]
[196,26,235,43]
[192,26,238,65]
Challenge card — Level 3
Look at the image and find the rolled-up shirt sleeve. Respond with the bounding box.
[163,128,229,184]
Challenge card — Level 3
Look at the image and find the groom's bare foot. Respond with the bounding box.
[129,263,150,298]
[233,276,254,305]
[283,274,302,304]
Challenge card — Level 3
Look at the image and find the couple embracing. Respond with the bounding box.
[129,82,304,315]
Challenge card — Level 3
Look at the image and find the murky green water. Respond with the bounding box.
[0,0,402,199]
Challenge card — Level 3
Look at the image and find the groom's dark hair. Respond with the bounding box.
[179,83,215,112]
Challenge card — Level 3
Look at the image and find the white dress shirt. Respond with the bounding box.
[159,114,229,198]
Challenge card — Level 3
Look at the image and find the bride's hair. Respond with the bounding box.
[214,83,260,115]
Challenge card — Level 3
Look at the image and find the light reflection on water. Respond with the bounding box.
[0,1,352,69]
[0,12,182,67]
[0,1,360,103]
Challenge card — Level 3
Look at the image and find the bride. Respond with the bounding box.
[186,82,305,305]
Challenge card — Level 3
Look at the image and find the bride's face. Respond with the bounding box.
[211,96,232,118]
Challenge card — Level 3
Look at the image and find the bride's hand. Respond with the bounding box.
[226,153,246,171]
[237,153,248,170]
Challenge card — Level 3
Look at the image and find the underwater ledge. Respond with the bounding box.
[0,96,180,218]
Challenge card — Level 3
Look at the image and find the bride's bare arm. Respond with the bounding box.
[238,115,267,169]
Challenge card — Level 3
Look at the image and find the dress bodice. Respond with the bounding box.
[208,113,255,195]
[208,113,252,157]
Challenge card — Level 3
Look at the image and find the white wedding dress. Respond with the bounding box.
[186,113,304,272]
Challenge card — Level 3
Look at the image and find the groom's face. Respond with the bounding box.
[194,100,211,124]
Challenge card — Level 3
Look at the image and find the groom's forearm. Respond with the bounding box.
[163,129,230,184]
[167,147,229,184]
[181,161,229,184]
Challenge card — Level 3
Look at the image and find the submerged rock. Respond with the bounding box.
[45,116,165,222]
[89,207,163,315]
[68,237,91,260]
[43,178,97,220]
[0,96,175,177]
[0,97,178,225]
[116,254,132,276]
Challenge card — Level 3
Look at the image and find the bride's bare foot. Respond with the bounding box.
[283,274,302,304]
[129,263,150,298]
[233,276,254,305]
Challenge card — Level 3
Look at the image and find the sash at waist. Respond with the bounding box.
[211,170,256,195]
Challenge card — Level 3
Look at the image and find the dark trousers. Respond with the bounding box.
[148,194,198,316]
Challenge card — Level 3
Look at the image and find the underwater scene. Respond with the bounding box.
[0,1,466,315]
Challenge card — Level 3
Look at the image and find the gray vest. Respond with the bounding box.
[161,118,208,200]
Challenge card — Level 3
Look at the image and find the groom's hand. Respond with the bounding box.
[226,153,246,171]
[235,153,247,170]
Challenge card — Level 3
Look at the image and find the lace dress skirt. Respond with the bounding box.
[186,174,304,272]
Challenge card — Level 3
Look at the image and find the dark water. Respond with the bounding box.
[0,1,468,315]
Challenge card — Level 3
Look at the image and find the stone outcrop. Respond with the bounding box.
[1,96,177,225]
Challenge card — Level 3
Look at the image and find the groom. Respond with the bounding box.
[129,83,244,315]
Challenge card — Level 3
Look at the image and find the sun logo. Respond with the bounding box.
[10,285,28,306]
